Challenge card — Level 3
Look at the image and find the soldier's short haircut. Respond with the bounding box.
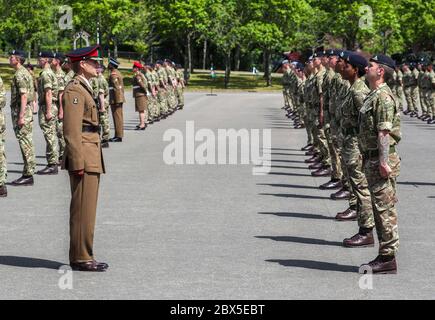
[19,57,26,64]
[382,65,394,83]
[71,61,81,74]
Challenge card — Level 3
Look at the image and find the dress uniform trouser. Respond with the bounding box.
[69,171,100,263]
[110,103,124,138]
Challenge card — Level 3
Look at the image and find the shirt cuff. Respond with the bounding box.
[377,122,393,131]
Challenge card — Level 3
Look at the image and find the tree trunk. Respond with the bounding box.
[234,45,241,71]
[224,52,231,89]
[202,38,207,70]
[186,33,193,74]
[264,48,271,87]
[114,38,118,60]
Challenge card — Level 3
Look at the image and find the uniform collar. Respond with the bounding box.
[77,75,93,92]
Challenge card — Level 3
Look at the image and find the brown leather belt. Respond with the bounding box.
[82,126,100,133]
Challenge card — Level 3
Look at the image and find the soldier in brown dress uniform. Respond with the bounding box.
[108,57,125,142]
[132,61,149,130]
[63,45,108,272]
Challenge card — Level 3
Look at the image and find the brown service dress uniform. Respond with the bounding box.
[133,72,148,112]
[62,75,105,263]
[108,69,125,138]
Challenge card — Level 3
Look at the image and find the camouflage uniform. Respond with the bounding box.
[55,68,66,159]
[335,78,352,190]
[64,70,75,85]
[423,70,435,118]
[151,69,161,118]
[176,69,185,108]
[329,71,345,182]
[144,69,159,120]
[323,67,340,180]
[312,67,330,166]
[11,65,36,176]
[282,68,293,110]
[295,76,305,127]
[340,78,374,228]
[418,69,428,116]
[156,67,169,116]
[303,73,314,146]
[359,83,401,256]
[165,65,179,111]
[393,70,405,111]
[38,67,59,166]
[403,68,420,114]
[0,76,6,187]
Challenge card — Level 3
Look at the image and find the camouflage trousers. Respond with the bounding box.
[167,86,178,112]
[364,152,400,256]
[176,86,185,107]
[99,109,110,142]
[312,114,330,166]
[157,89,169,115]
[57,119,65,159]
[12,104,36,176]
[283,87,292,109]
[147,95,160,120]
[394,86,405,111]
[0,109,6,186]
[421,89,433,117]
[39,104,59,165]
[326,119,343,181]
[341,135,374,229]
[404,86,421,113]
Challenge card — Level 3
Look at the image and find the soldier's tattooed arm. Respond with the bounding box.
[378,130,390,165]
[378,130,392,178]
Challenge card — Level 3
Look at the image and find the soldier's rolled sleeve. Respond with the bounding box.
[376,93,395,132]
[63,88,85,170]
[17,76,28,95]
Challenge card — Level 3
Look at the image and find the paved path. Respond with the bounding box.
[0,92,434,299]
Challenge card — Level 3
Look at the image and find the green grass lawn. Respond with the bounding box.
[0,63,283,92]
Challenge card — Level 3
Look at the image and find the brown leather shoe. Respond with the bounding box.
[360,255,397,274]
[308,162,323,170]
[311,166,331,177]
[319,179,342,190]
[70,260,109,272]
[37,165,58,175]
[11,176,34,186]
[305,155,321,163]
[335,207,357,221]
[330,188,351,200]
[343,230,374,248]
[0,185,7,197]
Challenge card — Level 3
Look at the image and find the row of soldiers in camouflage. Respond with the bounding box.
[281,49,432,274]
[0,51,186,197]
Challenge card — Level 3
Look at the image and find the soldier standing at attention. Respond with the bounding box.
[37,51,59,175]
[132,61,149,130]
[0,75,7,197]
[423,62,435,124]
[108,58,125,142]
[52,52,67,162]
[97,66,111,147]
[336,53,375,248]
[359,54,401,274]
[9,50,36,186]
[63,45,108,272]
[175,64,185,110]
[309,51,330,177]
[143,63,159,123]
[25,64,38,115]
[402,62,419,117]
[155,61,170,118]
